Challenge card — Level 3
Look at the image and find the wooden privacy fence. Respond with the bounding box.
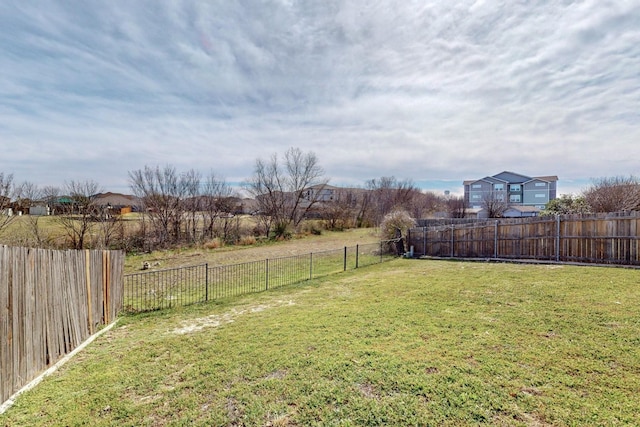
[0,246,124,406]
[407,213,640,266]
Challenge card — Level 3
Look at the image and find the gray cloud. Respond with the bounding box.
[1,1,639,195]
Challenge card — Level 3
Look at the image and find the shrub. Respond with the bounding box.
[300,220,323,236]
[271,221,293,240]
[380,209,416,241]
[204,238,223,249]
[238,235,257,246]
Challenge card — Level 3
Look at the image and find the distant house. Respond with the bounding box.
[92,192,142,214]
[502,205,541,218]
[29,205,50,216]
[463,171,558,217]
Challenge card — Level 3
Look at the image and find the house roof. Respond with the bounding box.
[505,205,541,213]
[531,175,559,182]
[492,171,532,183]
[464,172,558,186]
[92,192,141,207]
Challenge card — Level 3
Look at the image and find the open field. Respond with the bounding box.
[0,214,380,274]
[2,259,639,426]
[124,227,381,274]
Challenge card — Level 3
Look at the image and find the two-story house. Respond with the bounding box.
[463,171,558,216]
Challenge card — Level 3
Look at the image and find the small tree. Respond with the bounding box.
[319,188,358,230]
[201,171,236,242]
[129,165,185,246]
[481,190,508,218]
[13,181,52,247]
[366,176,418,225]
[380,209,416,254]
[446,195,467,218]
[583,176,640,213]
[56,180,102,249]
[0,172,16,236]
[245,147,328,239]
[540,194,590,216]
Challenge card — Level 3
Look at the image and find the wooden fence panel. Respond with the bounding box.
[408,213,640,266]
[0,247,124,407]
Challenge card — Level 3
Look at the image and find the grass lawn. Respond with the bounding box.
[2,260,640,426]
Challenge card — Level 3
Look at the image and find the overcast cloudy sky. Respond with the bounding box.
[1,1,639,196]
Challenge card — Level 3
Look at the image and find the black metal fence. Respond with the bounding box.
[124,241,398,313]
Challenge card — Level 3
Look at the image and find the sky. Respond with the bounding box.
[1,1,639,197]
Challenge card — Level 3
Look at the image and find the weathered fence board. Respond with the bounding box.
[0,246,124,407]
[408,213,640,266]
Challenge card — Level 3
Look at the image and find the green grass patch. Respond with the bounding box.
[3,260,640,426]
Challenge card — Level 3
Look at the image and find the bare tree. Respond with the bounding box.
[13,181,51,247]
[320,188,359,230]
[245,147,328,239]
[181,169,202,244]
[445,195,467,218]
[41,186,61,214]
[583,176,640,213]
[365,176,418,225]
[129,165,186,247]
[481,190,508,218]
[407,190,443,219]
[0,172,16,236]
[56,180,102,249]
[201,172,236,242]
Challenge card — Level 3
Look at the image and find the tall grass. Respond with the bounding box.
[2,260,640,426]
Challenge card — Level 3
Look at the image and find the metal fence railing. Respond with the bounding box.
[123,241,398,313]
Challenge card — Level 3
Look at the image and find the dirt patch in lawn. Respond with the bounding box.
[172,300,296,335]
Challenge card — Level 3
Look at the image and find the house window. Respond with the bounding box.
[509,184,521,191]
[494,184,504,191]
[472,194,480,199]
[535,193,546,198]
[510,195,521,203]
[535,182,546,187]
[472,184,482,189]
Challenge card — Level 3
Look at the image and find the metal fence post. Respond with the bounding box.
[423,226,427,257]
[451,225,455,258]
[266,259,269,290]
[344,247,347,271]
[355,245,359,269]
[556,215,561,262]
[310,253,313,279]
[205,263,209,302]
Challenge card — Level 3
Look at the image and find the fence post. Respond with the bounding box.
[380,241,383,263]
[494,221,499,259]
[344,247,347,271]
[266,259,269,290]
[423,226,427,257]
[85,250,94,335]
[556,215,561,262]
[310,253,313,279]
[205,263,209,302]
[451,225,455,258]
[355,245,359,269]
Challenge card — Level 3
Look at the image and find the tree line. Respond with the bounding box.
[1,148,638,251]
